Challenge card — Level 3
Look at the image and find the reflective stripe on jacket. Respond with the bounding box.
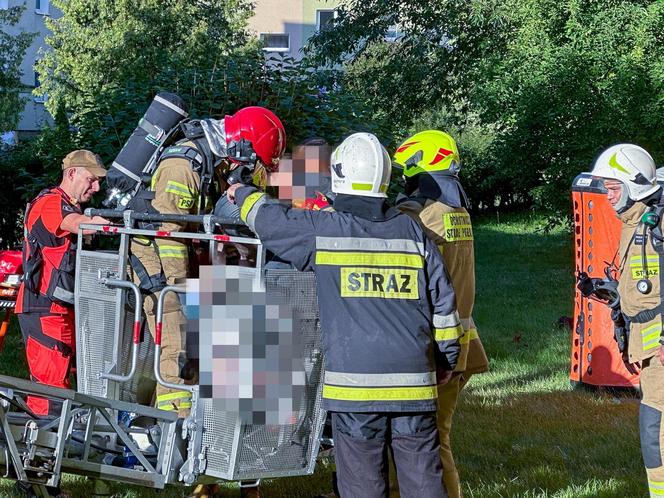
[617,202,664,362]
[236,187,462,413]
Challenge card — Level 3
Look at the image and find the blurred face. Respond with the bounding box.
[68,168,102,203]
[267,144,333,203]
[604,179,623,208]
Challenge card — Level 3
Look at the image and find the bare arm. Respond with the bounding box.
[60,213,109,235]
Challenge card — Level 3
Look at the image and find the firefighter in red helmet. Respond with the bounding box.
[17,150,109,415]
[124,106,285,498]
[129,106,286,418]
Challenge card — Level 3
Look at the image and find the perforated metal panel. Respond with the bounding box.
[75,250,123,397]
[200,269,326,480]
[75,243,325,482]
[118,313,157,404]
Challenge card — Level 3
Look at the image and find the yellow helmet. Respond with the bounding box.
[393,130,460,178]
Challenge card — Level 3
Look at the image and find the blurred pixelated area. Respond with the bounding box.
[268,142,333,204]
[185,265,308,425]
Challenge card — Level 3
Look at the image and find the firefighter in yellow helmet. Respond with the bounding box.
[391,130,489,498]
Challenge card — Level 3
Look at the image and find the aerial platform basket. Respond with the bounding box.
[0,210,326,492]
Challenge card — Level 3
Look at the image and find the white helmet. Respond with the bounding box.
[591,144,660,210]
[330,133,391,198]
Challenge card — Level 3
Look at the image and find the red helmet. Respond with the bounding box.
[224,106,286,172]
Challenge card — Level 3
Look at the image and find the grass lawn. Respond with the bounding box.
[0,214,646,497]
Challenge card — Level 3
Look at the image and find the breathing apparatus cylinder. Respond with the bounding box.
[104,92,189,209]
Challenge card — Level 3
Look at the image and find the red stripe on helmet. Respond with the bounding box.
[430,148,454,165]
[396,141,419,153]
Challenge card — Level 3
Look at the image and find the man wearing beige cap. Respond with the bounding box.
[16,149,108,415]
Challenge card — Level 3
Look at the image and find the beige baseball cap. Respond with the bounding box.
[62,149,107,177]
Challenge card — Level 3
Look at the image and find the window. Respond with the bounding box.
[260,33,290,52]
[317,10,336,32]
[35,0,49,15]
[385,24,404,42]
[33,71,47,103]
[0,1,9,11]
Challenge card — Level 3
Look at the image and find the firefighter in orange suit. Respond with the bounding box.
[391,131,489,498]
[590,144,664,498]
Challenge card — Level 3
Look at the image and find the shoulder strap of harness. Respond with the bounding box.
[21,188,59,292]
[158,122,217,215]
[158,144,206,171]
[644,193,664,347]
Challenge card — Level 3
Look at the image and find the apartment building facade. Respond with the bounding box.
[248,0,340,58]
[2,0,54,133]
[3,0,340,134]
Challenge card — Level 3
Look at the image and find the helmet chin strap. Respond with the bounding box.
[613,183,634,213]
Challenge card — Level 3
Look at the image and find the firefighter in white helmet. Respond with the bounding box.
[591,143,664,498]
[390,130,489,498]
[228,132,462,498]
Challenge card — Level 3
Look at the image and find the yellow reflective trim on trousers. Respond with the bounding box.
[316,251,424,268]
[157,391,192,402]
[157,391,192,409]
[323,384,437,401]
[240,192,266,223]
[459,328,479,344]
[435,324,464,341]
[157,401,192,411]
[650,480,664,496]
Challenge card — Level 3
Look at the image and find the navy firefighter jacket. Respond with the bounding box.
[236,186,463,413]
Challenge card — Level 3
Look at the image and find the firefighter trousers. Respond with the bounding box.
[17,311,75,416]
[332,411,446,498]
[640,356,664,497]
[389,374,468,498]
[130,238,192,417]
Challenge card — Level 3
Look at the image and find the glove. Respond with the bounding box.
[611,309,639,374]
[436,367,453,386]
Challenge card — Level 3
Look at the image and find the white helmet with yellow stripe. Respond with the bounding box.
[330,133,391,198]
[591,144,659,211]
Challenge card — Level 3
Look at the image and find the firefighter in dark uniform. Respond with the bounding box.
[17,150,108,415]
[591,144,664,498]
[228,132,463,498]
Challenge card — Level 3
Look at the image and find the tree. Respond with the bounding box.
[0,1,384,247]
[0,5,35,131]
[35,0,385,161]
[36,0,255,158]
[307,0,664,214]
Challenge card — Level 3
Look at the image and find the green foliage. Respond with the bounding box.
[36,0,254,158]
[307,0,664,215]
[0,107,75,247]
[34,0,387,162]
[0,5,35,131]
